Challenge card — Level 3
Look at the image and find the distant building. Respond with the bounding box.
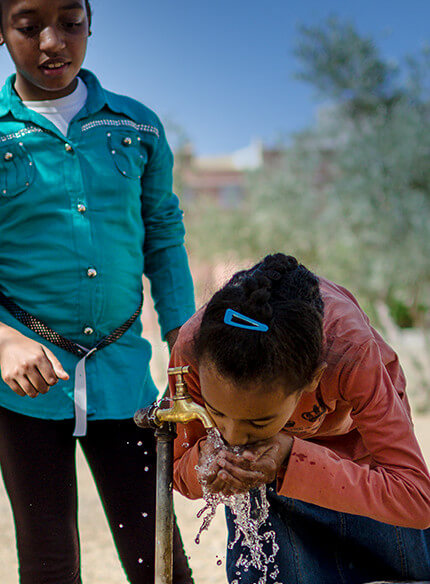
[176,140,284,204]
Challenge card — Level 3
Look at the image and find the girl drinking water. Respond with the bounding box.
[170,253,430,584]
[0,0,194,581]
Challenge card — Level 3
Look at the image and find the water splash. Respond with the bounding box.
[195,428,279,583]
[182,427,190,448]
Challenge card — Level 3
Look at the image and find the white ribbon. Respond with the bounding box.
[73,347,97,437]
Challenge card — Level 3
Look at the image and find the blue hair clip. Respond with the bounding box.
[224,308,269,332]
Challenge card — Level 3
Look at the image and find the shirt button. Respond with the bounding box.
[83,327,94,335]
[4,152,13,161]
[65,143,73,152]
[77,203,87,213]
[87,268,97,278]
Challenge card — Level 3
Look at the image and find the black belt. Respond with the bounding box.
[0,290,143,358]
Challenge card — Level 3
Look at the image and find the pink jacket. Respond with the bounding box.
[170,277,430,529]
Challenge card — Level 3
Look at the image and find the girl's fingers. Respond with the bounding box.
[36,355,60,387]
[217,469,254,494]
[208,472,247,496]
[202,467,220,485]
[220,483,237,497]
[221,450,268,472]
[197,459,222,486]
[42,347,69,380]
[26,368,51,394]
[206,466,259,495]
[8,379,27,397]
[218,459,265,489]
[218,457,254,480]
[219,451,253,469]
[17,376,39,398]
[205,473,229,493]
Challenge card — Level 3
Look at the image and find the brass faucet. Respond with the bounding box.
[135,365,215,430]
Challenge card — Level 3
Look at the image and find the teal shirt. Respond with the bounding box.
[0,69,195,420]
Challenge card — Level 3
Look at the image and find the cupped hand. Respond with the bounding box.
[0,326,69,398]
[199,432,294,497]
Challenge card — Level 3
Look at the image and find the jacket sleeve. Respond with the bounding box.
[278,339,430,528]
[169,318,207,499]
[140,121,195,339]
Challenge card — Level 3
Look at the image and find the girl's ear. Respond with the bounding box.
[303,362,327,393]
[313,362,327,386]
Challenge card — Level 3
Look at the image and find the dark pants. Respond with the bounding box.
[0,406,193,584]
[226,485,430,584]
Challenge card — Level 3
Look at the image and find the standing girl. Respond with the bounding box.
[170,253,430,584]
[0,0,194,582]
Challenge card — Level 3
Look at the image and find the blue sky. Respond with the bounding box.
[1,0,429,154]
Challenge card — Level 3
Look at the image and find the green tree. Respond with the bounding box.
[294,17,403,117]
[184,17,430,328]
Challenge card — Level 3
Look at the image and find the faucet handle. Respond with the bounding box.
[167,365,190,377]
[167,365,191,397]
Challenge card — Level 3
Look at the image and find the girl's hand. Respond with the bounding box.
[0,325,69,398]
[205,433,294,496]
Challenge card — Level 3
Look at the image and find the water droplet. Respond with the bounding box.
[216,559,222,566]
[144,451,148,455]
[137,441,143,446]
[119,523,124,528]
[138,558,143,564]
[142,512,148,518]
[144,466,149,472]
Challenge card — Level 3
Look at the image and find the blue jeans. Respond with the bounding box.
[226,486,430,584]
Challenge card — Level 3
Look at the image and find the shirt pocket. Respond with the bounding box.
[106,130,148,180]
[0,140,35,198]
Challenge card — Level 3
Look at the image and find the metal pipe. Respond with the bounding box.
[134,366,215,584]
[154,424,176,584]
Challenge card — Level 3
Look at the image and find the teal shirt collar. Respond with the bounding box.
[0,69,114,121]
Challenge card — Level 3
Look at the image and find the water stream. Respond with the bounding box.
[195,429,281,583]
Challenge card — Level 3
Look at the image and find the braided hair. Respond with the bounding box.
[194,253,324,394]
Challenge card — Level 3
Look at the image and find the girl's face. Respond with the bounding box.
[0,0,90,100]
[199,359,316,447]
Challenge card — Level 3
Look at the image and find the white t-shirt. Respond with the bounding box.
[22,78,88,136]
